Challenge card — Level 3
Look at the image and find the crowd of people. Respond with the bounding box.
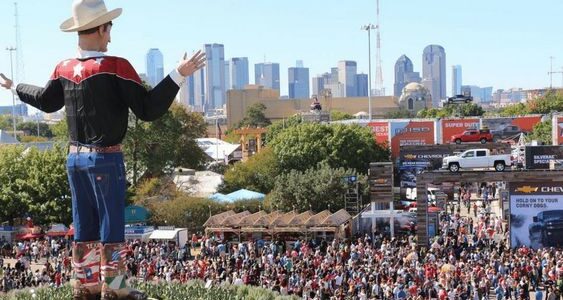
[0,186,561,299]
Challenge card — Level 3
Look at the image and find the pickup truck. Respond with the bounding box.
[529,210,563,247]
[450,129,493,144]
[442,148,512,172]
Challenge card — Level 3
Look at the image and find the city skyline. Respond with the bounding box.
[1,1,562,108]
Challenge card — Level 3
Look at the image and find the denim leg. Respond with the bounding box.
[67,153,101,242]
[87,153,126,243]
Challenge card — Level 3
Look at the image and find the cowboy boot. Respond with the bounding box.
[72,241,102,300]
[100,243,147,300]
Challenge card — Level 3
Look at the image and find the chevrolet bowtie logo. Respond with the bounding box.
[404,154,416,160]
[516,186,538,193]
[375,179,388,184]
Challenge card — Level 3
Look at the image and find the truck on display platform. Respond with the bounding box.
[450,129,493,144]
[442,148,512,172]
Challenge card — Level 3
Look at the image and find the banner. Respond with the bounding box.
[390,120,435,158]
[509,182,563,249]
[441,118,480,144]
[482,116,541,132]
[524,146,563,169]
[367,121,389,145]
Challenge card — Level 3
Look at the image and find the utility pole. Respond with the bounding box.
[6,47,17,140]
[549,56,555,89]
[361,24,376,121]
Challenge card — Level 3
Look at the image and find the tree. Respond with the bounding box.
[50,120,68,142]
[268,123,389,173]
[498,103,529,117]
[330,111,355,121]
[219,147,280,194]
[384,109,415,119]
[236,103,271,128]
[123,103,208,183]
[417,103,484,118]
[528,91,563,114]
[0,145,71,225]
[17,121,53,138]
[268,162,367,212]
[265,114,302,143]
[527,119,552,145]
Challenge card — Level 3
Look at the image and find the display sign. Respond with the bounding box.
[124,226,154,235]
[509,182,563,249]
[482,116,541,140]
[367,121,389,145]
[524,146,563,170]
[441,118,480,144]
[389,120,435,158]
[369,162,394,203]
[397,144,511,188]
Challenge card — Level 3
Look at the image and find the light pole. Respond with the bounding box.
[361,24,376,121]
[6,47,17,140]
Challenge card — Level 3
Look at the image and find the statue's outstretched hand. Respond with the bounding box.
[177,50,206,77]
[0,73,13,90]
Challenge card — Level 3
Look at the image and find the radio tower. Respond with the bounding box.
[374,0,384,96]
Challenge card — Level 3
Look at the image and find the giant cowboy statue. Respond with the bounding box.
[0,0,205,299]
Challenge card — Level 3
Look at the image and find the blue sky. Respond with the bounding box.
[1,0,562,110]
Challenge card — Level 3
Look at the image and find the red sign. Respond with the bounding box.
[441,118,480,144]
[367,121,389,145]
[511,115,542,132]
[389,120,435,158]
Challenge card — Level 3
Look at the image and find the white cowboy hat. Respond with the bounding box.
[60,0,122,32]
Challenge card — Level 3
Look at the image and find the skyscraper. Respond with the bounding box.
[204,44,226,111]
[145,48,164,87]
[394,55,421,97]
[338,61,357,97]
[192,67,206,113]
[230,57,249,90]
[176,75,195,108]
[255,63,280,90]
[288,61,310,99]
[224,61,230,92]
[422,45,446,107]
[356,73,368,97]
[452,65,462,96]
[312,77,324,96]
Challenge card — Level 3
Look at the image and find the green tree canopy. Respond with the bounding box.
[265,114,303,143]
[268,162,366,212]
[123,103,208,183]
[17,121,53,138]
[268,123,389,173]
[330,111,355,121]
[218,147,280,194]
[50,120,68,141]
[417,103,484,118]
[0,145,71,225]
[527,119,552,145]
[235,103,271,128]
[384,109,415,119]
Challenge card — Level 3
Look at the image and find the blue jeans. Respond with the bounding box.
[66,151,126,243]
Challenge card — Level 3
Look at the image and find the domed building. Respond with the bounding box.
[398,82,432,114]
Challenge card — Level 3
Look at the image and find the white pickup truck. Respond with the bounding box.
[442,149,512,172]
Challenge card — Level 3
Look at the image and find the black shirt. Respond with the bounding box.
[16,55,179,146]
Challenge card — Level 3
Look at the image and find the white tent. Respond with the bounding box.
[149,228,188,245]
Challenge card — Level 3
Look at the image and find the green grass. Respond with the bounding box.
[0,280,298,300]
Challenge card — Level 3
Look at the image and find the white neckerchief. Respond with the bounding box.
[78,49,106,59]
